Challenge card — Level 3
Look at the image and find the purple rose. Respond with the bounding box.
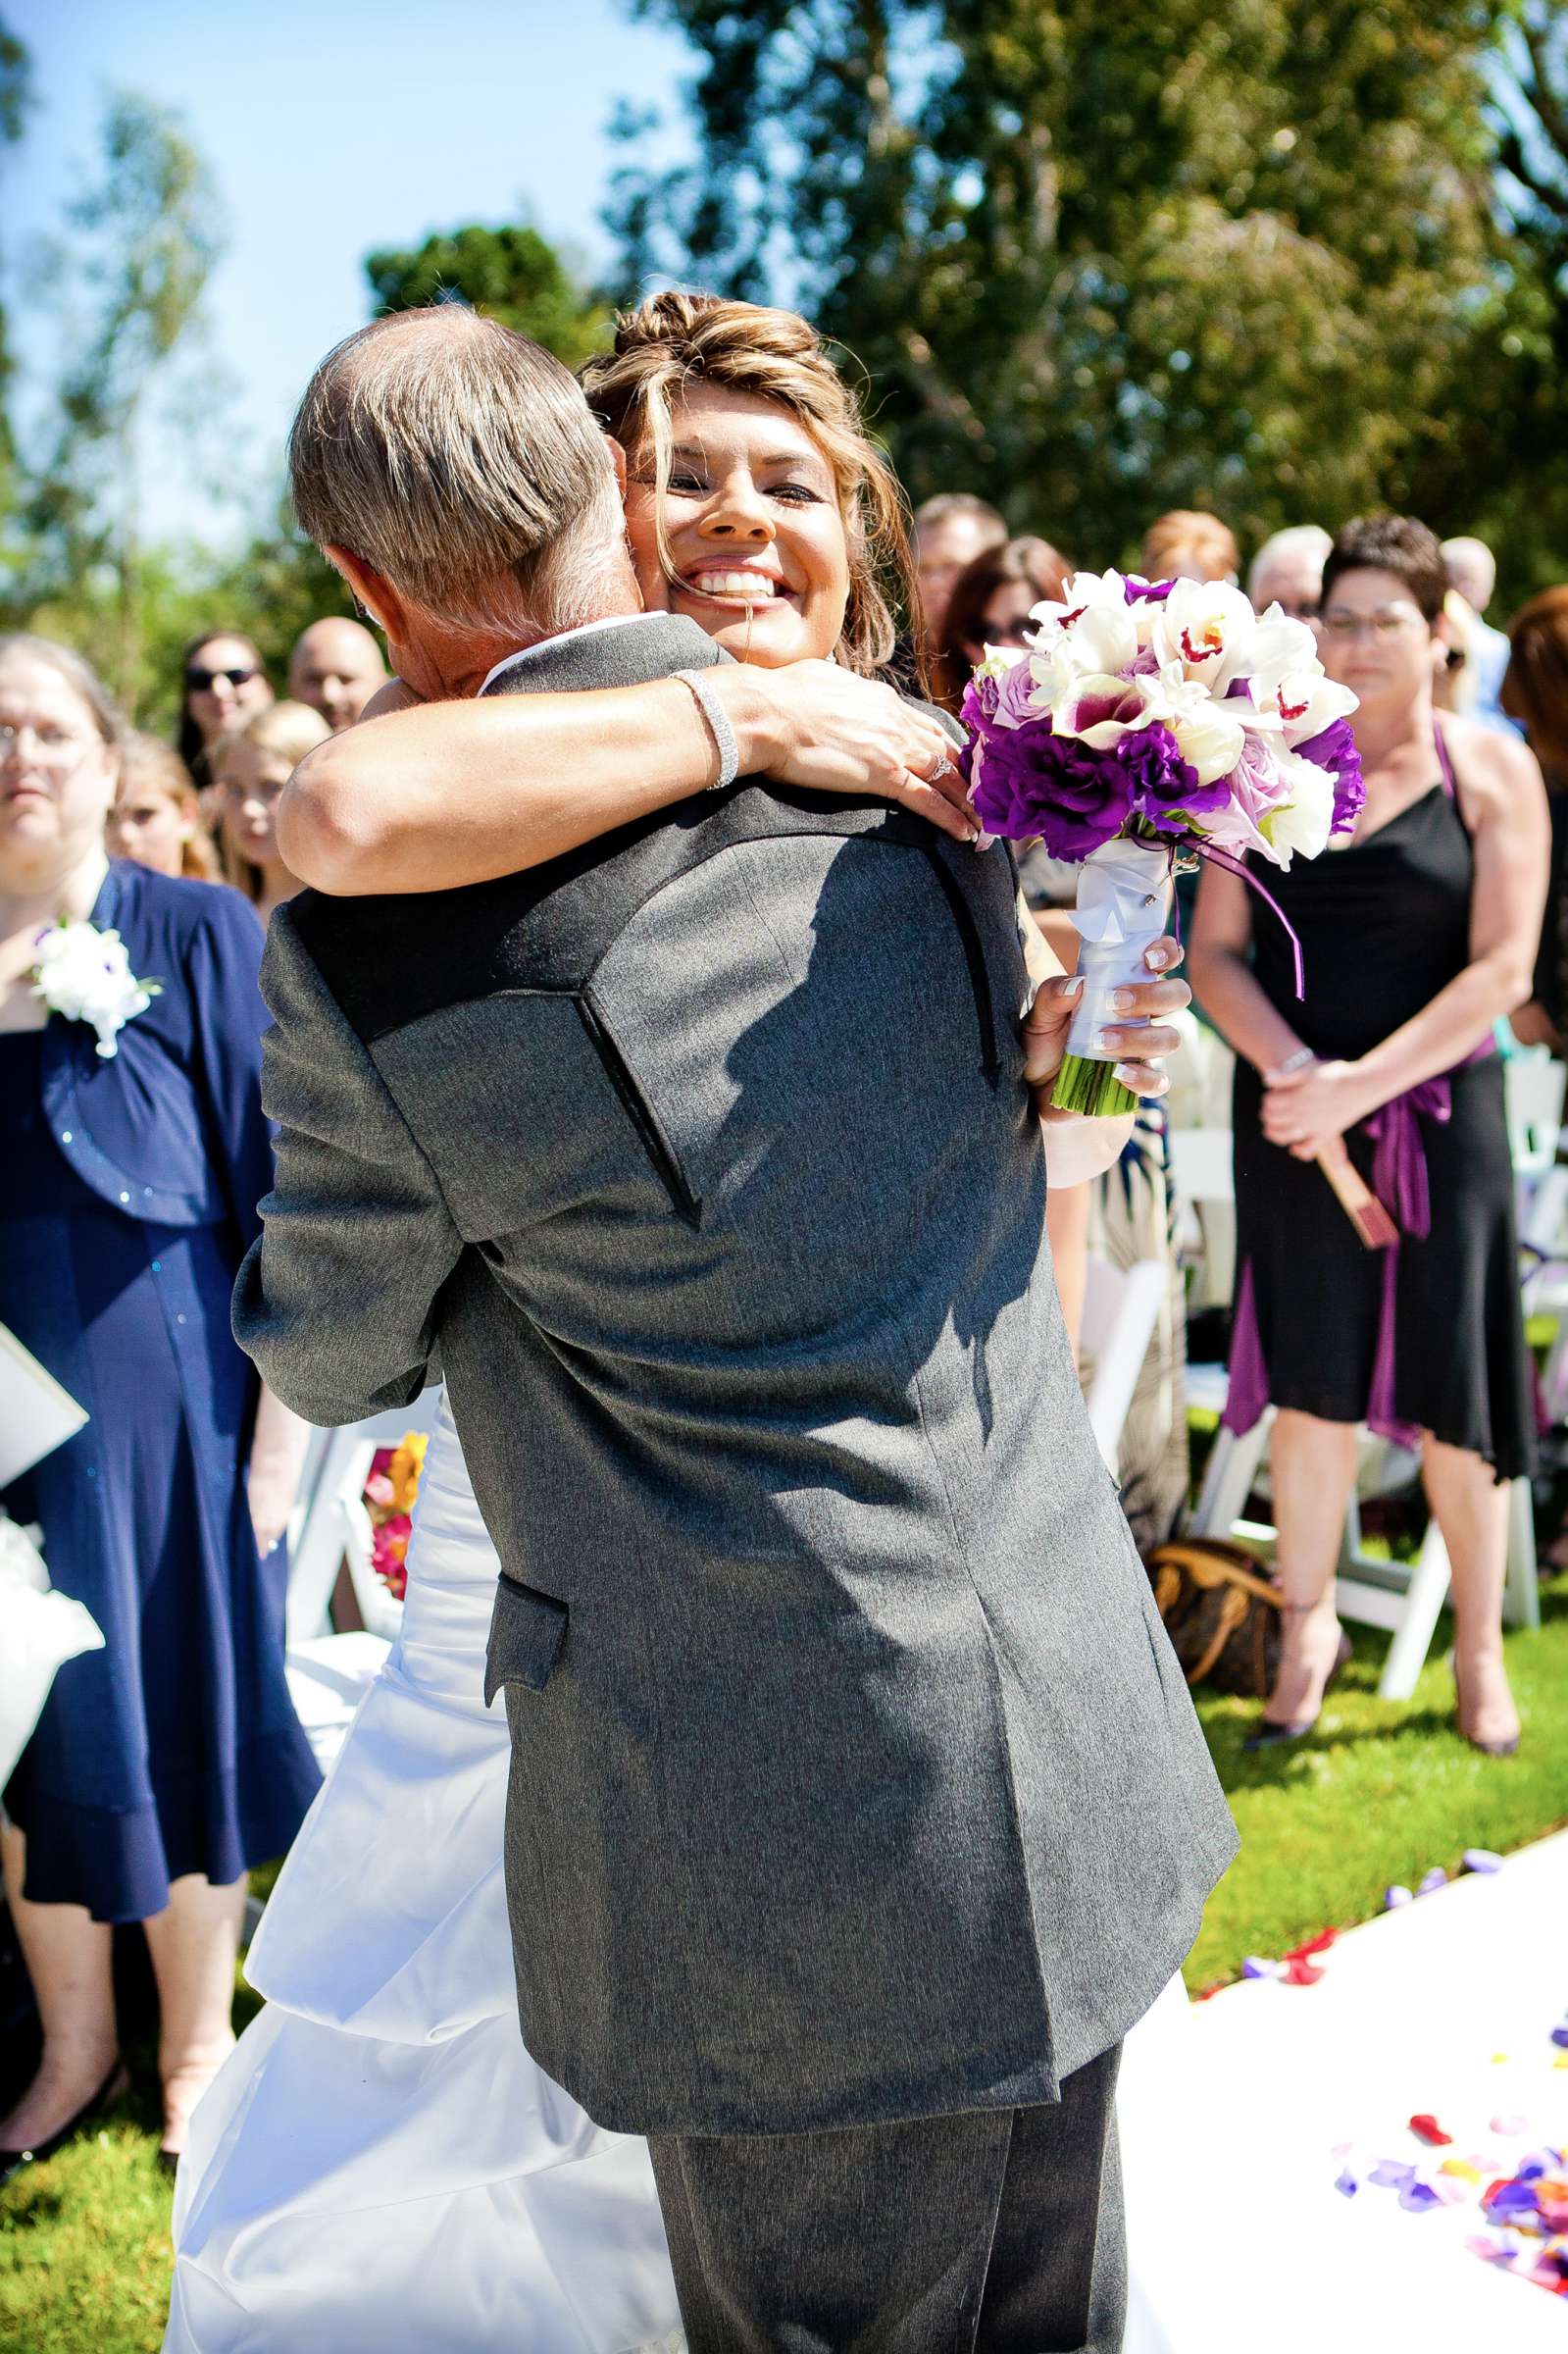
[1117,724,1228,838]
[1296,716,1364,835]
[961,671,999,728]
[971,718,1134,858]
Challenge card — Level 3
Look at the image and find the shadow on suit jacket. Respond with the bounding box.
[234,611,1238,2136]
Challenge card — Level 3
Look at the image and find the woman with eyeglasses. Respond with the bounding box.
[1190,515,1548,1757]
[930,534,1073,719]
[175,632,274,793]
[0,637,320,2181]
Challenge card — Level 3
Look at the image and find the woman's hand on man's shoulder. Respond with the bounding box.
[716,659,979,842]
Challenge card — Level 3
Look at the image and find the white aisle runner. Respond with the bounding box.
[1120,1830,1568,2353]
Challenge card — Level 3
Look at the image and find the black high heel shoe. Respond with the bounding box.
[1243,1618,1353,1752]
[0,2057,129,2188]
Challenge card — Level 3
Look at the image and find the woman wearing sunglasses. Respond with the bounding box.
[175,633,274,793]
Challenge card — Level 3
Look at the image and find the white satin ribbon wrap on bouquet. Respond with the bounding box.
[0,1514,104,1790]
[1063,837,1175,1063]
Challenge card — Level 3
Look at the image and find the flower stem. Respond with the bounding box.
[1049,1053,1140,1118]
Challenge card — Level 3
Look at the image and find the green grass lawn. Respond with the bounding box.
[1186,1582,1568,1989]
[5,1605,1567,2352]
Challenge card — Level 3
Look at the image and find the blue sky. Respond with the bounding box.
[6,0,697,537]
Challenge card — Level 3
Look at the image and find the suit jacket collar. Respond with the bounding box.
[480,612,731,698]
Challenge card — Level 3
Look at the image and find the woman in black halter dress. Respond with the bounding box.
[1191,516,1548,1755]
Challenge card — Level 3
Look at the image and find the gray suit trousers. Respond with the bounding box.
[646,2044,1125,2354]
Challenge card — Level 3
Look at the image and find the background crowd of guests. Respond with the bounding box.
[2,489,1565,2185]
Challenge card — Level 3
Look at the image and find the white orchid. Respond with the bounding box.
[1049,669,1169,750]
[1153,579,1258,693]
[1259,751,1337,865]
[1256,667,1360,748]
[1158,667,1248,784]
[30,919,161,1058]
[1028,570,1140,676]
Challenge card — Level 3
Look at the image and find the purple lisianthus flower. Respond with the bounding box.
[960,669,1000,727]
[1296,716,1364,835]
[1116,723,1227,839]
[971,719,1134,858]
[1125,577,1174,604]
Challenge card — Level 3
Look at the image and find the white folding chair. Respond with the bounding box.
[1189,1396,1539,1696]
[1504,1044,1566,1187]
[1168,1124,1237,1315]
[284,1393,440,1648]
[1079,1256,1167,1479]
[281,1392,441,1770]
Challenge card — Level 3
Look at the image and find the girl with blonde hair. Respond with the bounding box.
[108,734,222,882]
[212,701,329,922]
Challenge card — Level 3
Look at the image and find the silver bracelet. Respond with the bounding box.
[673,668,740,791]
[1272,1046,1317,1078]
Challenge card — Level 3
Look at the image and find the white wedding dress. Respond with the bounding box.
[165,1394,685,2354]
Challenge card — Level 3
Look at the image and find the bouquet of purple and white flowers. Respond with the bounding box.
[962,571,1365,1114]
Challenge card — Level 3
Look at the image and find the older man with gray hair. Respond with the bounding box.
[1442,534,1516,731]
[1246,524,1332,622]
[229,302,1235,2352]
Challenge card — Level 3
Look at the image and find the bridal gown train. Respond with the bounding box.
[165,1395,685,2354]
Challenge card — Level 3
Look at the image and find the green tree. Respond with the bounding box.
[1467,2,1568,597]
[10,91,224,713]
[0,14,33,523]
[364,222,612,368]
[609,3,1530,581]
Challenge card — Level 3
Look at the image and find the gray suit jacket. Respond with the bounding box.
[235,612,1236,2136]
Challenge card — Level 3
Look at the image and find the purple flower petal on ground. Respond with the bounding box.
[970,720,1135,858]
[1461,1849,1503,1874]
[1418,1867,1447,1895]
[1385,1885,1413,1909]
[1297,715,1365,834]
[1370,2161,1417,2189]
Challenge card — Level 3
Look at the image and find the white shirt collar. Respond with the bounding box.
[478,611,650,697]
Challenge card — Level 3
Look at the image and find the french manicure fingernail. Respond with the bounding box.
[1115,1063,1143,1089]
[1110,990,1136,1011]
[1064,975,1085,998]
[1146,945,1173,969]
[1096,1029,1119,1052]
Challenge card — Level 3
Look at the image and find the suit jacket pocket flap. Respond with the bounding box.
[484,1575,569,1703]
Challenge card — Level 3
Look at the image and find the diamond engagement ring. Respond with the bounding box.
[930,753,955,781]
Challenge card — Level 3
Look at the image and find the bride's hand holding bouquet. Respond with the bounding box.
[961,570,1366,1114]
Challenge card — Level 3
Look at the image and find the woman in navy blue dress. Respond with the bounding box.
[0,637,320,2176]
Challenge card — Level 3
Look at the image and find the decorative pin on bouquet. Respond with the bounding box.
[962,572,1366,1115]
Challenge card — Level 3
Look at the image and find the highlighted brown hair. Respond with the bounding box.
[1139,510,1239,587]
[581,292,918,683]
